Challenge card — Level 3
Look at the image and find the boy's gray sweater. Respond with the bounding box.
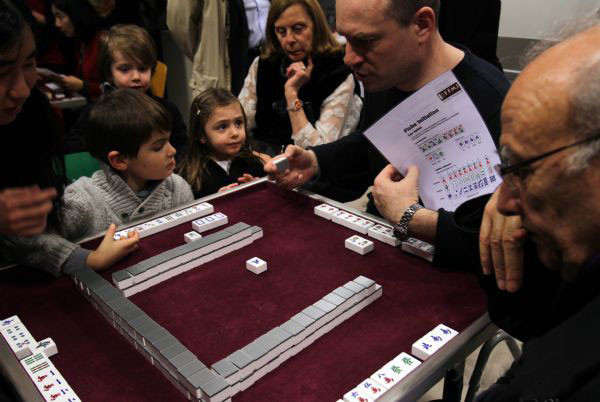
[0,165,193,276]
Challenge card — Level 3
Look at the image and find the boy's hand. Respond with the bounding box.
[0,186,57,236]
[86,224,139,271]
[264,145,318,189]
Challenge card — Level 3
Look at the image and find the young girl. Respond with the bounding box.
[178,88,269,198]
[65,24,187,160]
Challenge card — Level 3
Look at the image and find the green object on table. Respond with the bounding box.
[64,152,99,182]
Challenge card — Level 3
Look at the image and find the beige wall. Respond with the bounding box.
[499,0,599,40]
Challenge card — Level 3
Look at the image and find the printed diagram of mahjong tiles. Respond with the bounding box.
[0,315,79,401]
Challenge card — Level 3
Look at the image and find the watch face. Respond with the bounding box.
[293,99,303,110]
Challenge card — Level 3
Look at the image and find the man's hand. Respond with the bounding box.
[0,186,57,236]
[373,165,420,223]
[264,145,319,189]
[86,224,139,271]
[479,190,528,292]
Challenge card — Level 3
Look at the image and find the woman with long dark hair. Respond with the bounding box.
[0,0,66,236]
[51,0,104,99]
[0,0,72,276]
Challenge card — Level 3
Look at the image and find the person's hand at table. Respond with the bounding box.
[264,145,319,189]
[237,173,256,184]
[479,189,528,292]
[60,75,84,93]
[86,224,139,271]
[284,57,313,98]
[218,174,258,192]
[373,164,420,223]
[219,183,240,192]
[0,186,57,236]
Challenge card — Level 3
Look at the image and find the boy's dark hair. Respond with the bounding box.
[87,88,172,164]
[99,24,157,82]
[51,0,101,43]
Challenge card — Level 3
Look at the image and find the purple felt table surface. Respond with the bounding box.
[1,181,486,401]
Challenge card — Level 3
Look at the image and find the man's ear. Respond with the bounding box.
[107,151,129,171]
[412,7,436,43]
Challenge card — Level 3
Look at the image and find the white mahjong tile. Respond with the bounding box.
[343,387,374,402]
[1,322,35,359]
[411,336,440,360]
[0,315,20,330]
[345,235,374,255]
[356,378,386,400]
[314,203,339,220]
[431,324,458,339]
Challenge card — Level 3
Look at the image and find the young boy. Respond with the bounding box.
[2,89,193,276]
[64,24,188,160]
[59,88,194,271]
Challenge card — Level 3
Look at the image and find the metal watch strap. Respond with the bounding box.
[392,203,423,241]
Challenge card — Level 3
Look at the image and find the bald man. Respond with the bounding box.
[474,20,600,400]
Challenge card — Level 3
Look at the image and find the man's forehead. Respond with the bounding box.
[500,82,570,157]
[336,0,391,34]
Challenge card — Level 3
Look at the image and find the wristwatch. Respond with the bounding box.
[392,203,423,241]
[287,99,303,112]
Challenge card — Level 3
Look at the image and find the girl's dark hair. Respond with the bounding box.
[52,0,101,43]
[177,88,263,195]
[0,0,67,230]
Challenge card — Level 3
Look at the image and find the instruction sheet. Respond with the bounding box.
[364,71,502,211]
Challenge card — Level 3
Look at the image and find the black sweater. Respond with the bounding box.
[254,52,353,148]
[313,47,510,270]
[194,156,265,198]
[479,253,600,401]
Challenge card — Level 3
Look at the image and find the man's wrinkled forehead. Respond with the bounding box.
[499,53,575,153]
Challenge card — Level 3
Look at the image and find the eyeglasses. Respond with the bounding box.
[494,133,600,191]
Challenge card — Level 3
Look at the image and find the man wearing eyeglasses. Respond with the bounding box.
[467,19,600,400]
